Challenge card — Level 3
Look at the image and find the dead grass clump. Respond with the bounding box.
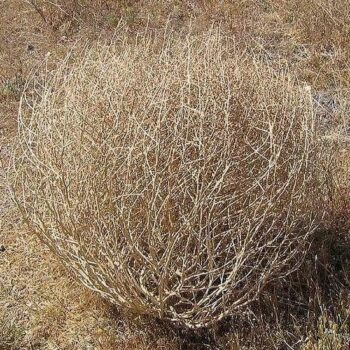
[12,30,323,329]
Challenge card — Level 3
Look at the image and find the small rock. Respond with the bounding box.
[0,245,5,252]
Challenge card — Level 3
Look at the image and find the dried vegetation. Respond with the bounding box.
[13,31,324,328]
[1,0,350,349]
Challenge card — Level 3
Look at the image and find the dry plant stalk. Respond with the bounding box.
[12,30,323,328]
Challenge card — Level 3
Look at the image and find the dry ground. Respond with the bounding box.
[0,1,349,349]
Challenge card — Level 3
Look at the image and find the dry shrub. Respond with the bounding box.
[12,30,323,328]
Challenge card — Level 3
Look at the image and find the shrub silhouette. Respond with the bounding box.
[13,31,323,328]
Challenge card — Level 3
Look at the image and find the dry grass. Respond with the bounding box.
[20,0,350,88]
[0,0,349,349]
